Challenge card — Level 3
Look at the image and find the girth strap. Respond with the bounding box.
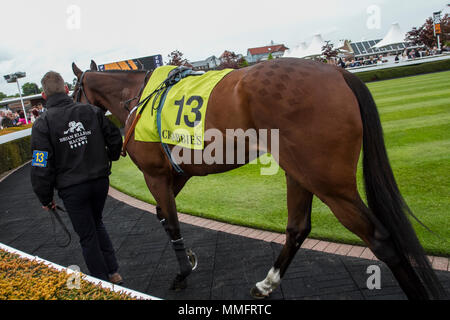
[156,84,185,175]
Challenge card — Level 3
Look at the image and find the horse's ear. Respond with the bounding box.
[90,60,98,71]
[72,62,82,78]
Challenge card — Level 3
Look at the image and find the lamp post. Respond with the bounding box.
[3,72,28,124]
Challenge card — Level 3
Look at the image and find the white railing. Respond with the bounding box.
[0,128,32,144]
[0,112,112,145]
[348,53,450,73]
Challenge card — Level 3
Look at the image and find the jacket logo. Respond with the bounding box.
[64,121,85,134]
[59,120,92,149]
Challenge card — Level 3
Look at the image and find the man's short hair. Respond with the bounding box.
[41,71,66,97]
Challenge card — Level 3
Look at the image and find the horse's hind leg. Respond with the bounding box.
[251,174,313,299]
[320,191,429,299]
[143,173,193,290]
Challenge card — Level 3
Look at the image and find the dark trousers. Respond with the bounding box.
[58,177,118,281]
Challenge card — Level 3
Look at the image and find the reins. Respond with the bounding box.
[120,78,170,157]
[74,70,151,157]
[120,71,153,157]
[121,67,201,169]
[49,205,72,248]
[74,68,191,171]
[120,68,191,157]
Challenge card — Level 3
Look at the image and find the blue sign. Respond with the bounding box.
[32,150,48,168]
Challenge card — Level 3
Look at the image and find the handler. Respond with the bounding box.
[30,71,123,284]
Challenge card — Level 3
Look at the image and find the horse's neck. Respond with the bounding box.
[93,72,145,125]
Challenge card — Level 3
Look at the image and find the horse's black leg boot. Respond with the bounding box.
[171,238,193,278]
[157,206,192,278]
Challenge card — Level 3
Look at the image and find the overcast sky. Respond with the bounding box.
[0,0,448,95]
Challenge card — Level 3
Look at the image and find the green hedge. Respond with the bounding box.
[0,136,32,175]
[355,58,450,82]
[0,115,121,176]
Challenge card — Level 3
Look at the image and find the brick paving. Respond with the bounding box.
[1,164,449,300]
[109,187,450,271]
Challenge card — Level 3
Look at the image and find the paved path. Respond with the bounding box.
[1,164,449,300]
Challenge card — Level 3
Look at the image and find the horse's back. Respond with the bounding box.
[207,58,364,191]
[208,58,362,136]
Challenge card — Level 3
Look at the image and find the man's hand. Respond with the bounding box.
[42,200,56,211]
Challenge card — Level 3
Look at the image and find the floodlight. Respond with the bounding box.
[3,72,29,124]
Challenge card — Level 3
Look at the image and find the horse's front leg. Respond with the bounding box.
[251,174,313,299]
[144,173,193,290]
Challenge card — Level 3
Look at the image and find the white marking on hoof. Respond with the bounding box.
[255,267,281,296]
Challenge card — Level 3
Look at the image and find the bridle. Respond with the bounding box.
[73,69,153,157]
[73,71,93,105]
[73,69,152,113]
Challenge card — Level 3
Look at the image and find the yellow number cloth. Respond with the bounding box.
[135,65,233,150]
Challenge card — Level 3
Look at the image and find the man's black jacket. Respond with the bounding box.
[30,93,123,206]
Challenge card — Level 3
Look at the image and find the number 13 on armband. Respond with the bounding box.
[32,150,48,168]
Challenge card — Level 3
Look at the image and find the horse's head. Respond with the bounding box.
[71,60,148,125]
[72,60,104,109]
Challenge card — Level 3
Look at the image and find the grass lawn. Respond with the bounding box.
[110,71,450,257]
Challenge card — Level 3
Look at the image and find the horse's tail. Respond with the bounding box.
[340,70,447,300]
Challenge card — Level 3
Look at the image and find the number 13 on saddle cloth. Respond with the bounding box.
[134,65,234,150]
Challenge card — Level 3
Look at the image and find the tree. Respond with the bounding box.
[405,27,422,46]
[267,52,274,60]
[406,14,449,48]
[0,92,7,101]
[238,57,249,68]
[438,14,449,47]
[21,82,40,96]
[420,17,438,48]
[218,50,240,69]
[167,50,192,67]
[321,41,338,60]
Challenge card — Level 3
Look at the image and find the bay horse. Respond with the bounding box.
[71,58,446,300]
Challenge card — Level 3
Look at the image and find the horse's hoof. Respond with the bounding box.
[170,274,188,291]
[250,286,268,300]
[187,249,198,271]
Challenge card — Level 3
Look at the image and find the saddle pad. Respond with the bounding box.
[135,65,234,150]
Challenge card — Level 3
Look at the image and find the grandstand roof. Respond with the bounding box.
[373,23,406,48]
[0,92,74,107]
[284,42,307,58]
[285,34,326,58]
[349,39,406,57]
[303,34,326,57]
[0,93,43,106]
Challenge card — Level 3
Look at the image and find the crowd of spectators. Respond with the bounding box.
[337,55,386,68]
[0,104,45,130]
[335,45,447,69]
